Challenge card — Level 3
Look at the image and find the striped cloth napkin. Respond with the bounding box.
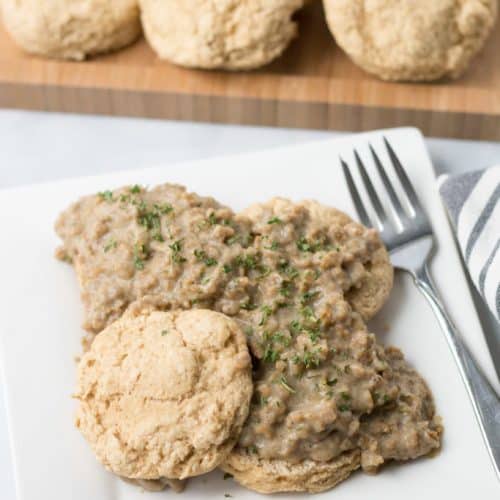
[439,166,499,322]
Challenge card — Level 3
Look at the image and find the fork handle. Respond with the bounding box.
[414,263,500,481]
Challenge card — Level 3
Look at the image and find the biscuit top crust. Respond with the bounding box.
[324,0,498,80]
[75,308,253,479]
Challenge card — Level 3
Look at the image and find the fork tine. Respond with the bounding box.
[340,156,372,228]
[369,144,407,221]
[354,149,389,227]
[383,137,423,213]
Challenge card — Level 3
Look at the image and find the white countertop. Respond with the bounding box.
[1,109,499,500]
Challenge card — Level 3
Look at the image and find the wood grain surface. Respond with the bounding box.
[0,2,499,140]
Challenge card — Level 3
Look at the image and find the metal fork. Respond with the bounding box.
[341,138,500,481]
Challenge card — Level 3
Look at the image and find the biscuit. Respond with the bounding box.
[323,0,498,81]
[222,346,442,493]
[1,0,141,60]
[241,198,393,320]
[75,308,253,480]
[221,449,361,494]
[139,0,306,70]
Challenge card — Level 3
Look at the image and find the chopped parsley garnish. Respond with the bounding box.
[341,391,351,401]
[279,375,296,393]
[235,253,259,271]
[98,190,113,202]
[293,349,322,369]
[289,320,301,334]
[208,212,218,225]
[247,445,258,454]
[258,265,271,278]
[194,249,217,266]
[277,260,299,279]
[264,240,280,251]
[307,329,321,343]
[260,395,269,406]
[104,239,117,252]
[137,202,173,241]
[267,216,282,225]
[279,280,293,297]
[263,331,290,347]
[300,290,319,305]
[338,404,350,412]
[240,301,257,311]
[169,240,186,263]
[223,264,232,273]
[154,202,174,215]
[133,243,149,270]
[263,345,280,363]
[296,236,327,253]
[129,184,142,193]
[226,235,240,245]
[138,211,162,239]
[300,305,316,320]
[259,305,273,326]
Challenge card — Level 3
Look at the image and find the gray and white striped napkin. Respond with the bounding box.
[439,166,500,322]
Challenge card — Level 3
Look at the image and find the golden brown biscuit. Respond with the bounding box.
[323,0,498,81]
[1,0,141,60]
[222,450,361,494]
[75,308,253,480]
[139,0,306,70]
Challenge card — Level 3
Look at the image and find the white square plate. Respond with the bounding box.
[1,128,498,499]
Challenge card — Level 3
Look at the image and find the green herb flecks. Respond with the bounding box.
[296,236,328,253]
[104,238,117,252]
[259,305,273,326]
[226,235,240,245]
[133,243,150,270]
[161,330,169,336]
[235,253,259,271]
[293,349,322,369]
[340,391,351,401]
[169,240,186,263]
[137,202,174,242]
[264,240,280,251]
[129,184,142,194]
[279,280,293,298]
[194,249,218,267]
[277,260,299,280]
[300,290,319,305]
[267,216,282,225]
[98,190,113,202]
[263,345,280,364]
[240,301,257,311]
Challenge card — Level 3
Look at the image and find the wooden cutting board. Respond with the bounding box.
[1,2,499,140]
